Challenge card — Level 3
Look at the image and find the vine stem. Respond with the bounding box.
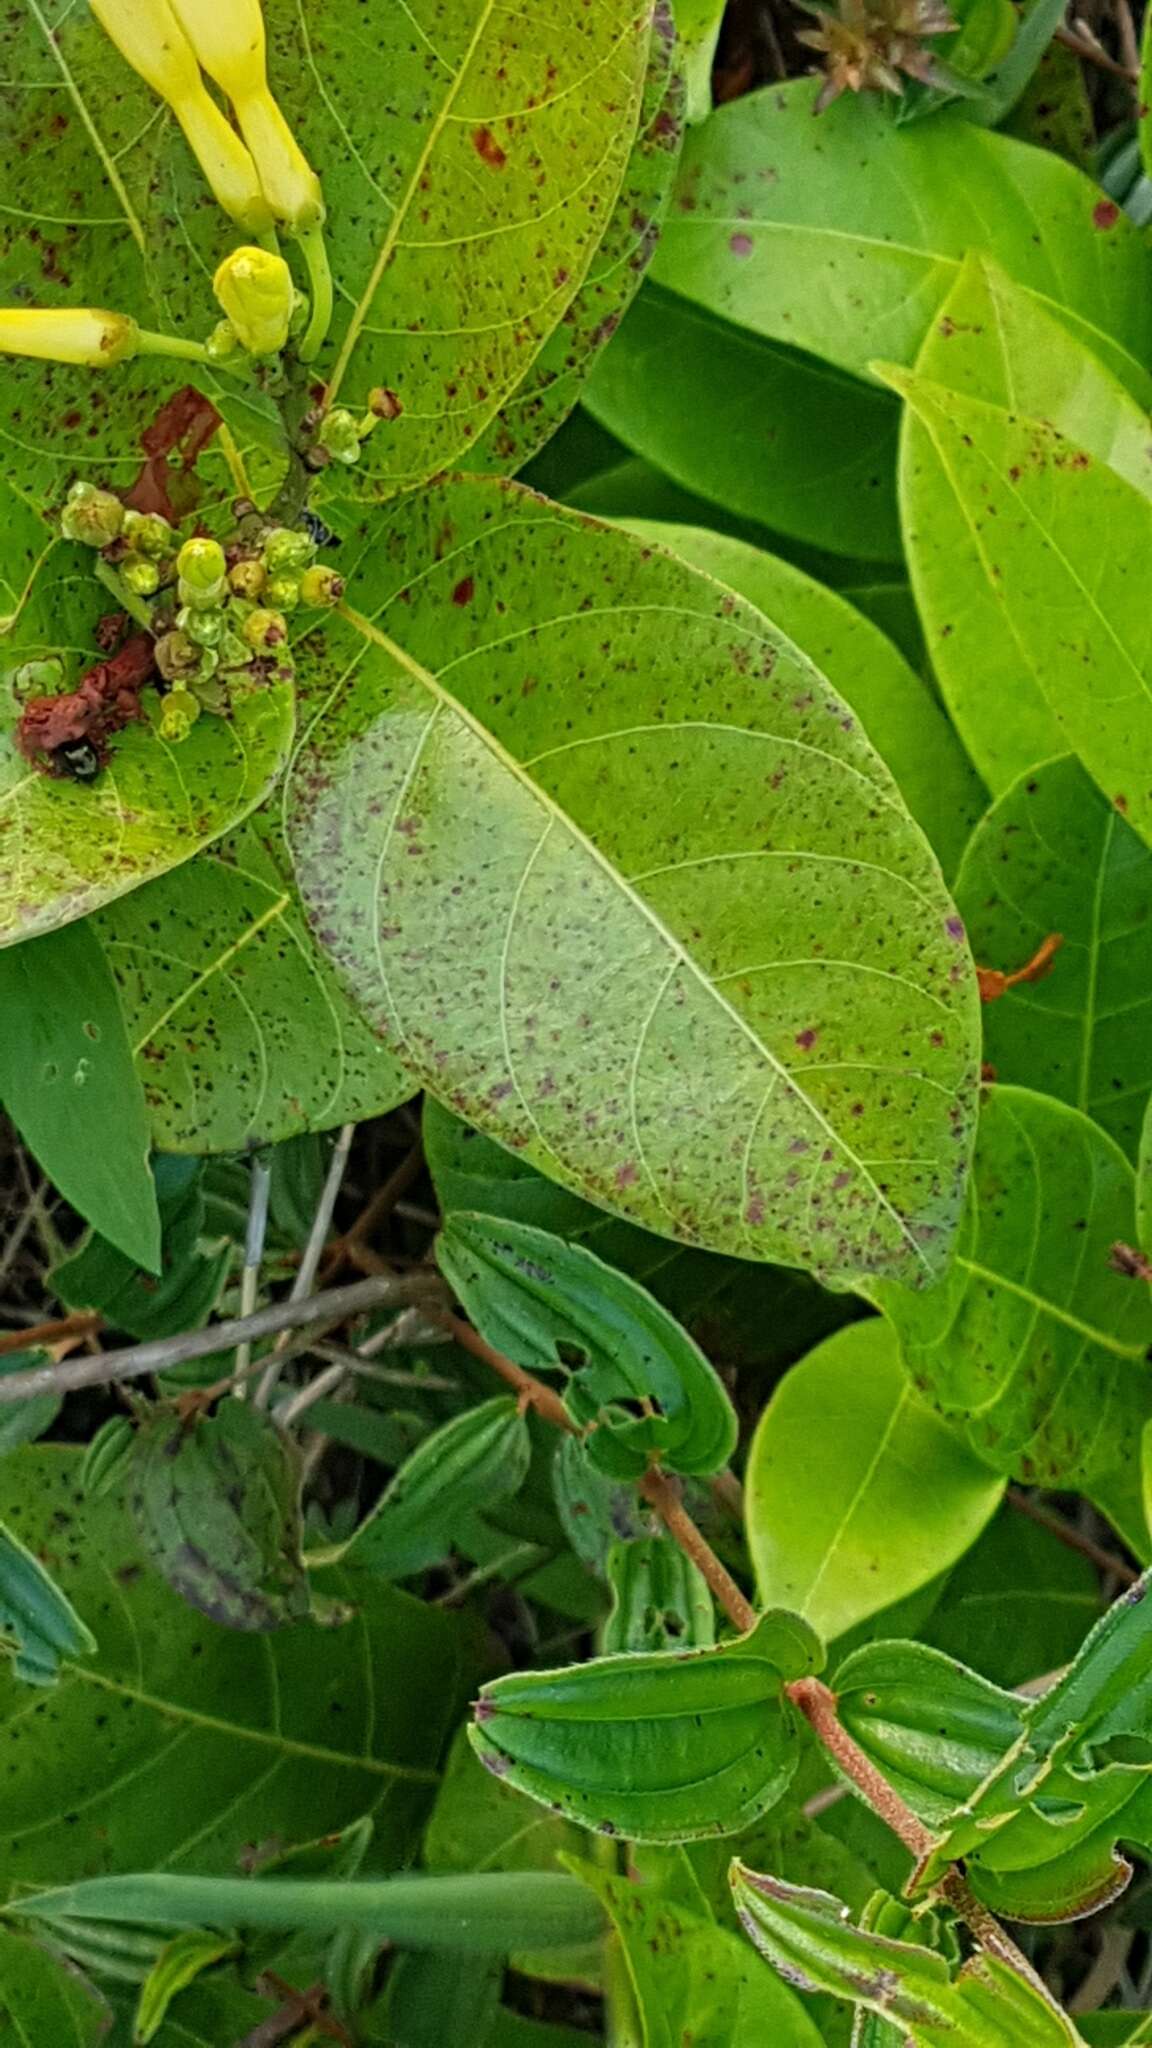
[444,1312,1048,1987]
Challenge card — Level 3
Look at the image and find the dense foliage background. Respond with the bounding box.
[5,0,1152,2040]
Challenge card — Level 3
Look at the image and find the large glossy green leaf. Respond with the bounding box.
[287,479,980,1287]
[746,1320,1003,1642]
[575,1853,825,2046]
[437,1213,738,1478]
[921,1505,1100,1690]
[424,1100,854,1373]
[584,282,904,560]
[0,1447,476,1893]
[0,533,294,945]
[877,1086,1152,1501]
[95,815,412,1154]
[343,1396,532,1580]
[653,83,1152,389]
[898,256,1152,794]
[53,1156,229,1342]
[0,918,159,1268]
[956,756,1152,1157]
[625,522,985,877]
[472,3,683,478]
[470,1610,822,1842]
[278,0,650,491]
[732,1868,1083,2046]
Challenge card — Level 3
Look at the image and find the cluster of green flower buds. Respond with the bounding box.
[313,388,405,470]
[57,476,345,743]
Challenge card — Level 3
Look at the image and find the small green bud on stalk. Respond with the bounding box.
[61,481,125,549]
[264,574,301,613]
[213,247,295,358]
[243,608,289,651]
[157,687,202,743]
[122,555,161,598]
[206,319,241,361]
[261,526,315,574]
[228,558,267,601]
[299,564,345,608]
[122,510,173,561]
[176,536,228,608]
[317,408,364,466]
[154,630,200,683]
[178,604,226,649]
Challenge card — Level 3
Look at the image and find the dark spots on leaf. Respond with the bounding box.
[1092,198,1120,229]
[729,231,754,258]
[473,126,507,169]
[451,576,475,606]
[794,1028,818,1050]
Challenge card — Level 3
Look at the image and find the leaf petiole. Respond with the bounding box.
[296,223,334,363]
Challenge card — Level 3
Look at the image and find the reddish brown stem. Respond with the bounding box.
[640,1466,757,1632]
[977,932,1063,1004]
[1007,1487,1138,1587]
[0,1311,102,1357]
[787,1676,935,1858]
[321,1138,425,1283]
[430,1310,574,1434]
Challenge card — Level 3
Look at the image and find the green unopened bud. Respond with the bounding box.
[122,509,173,560]
[206,318,240,360]
[61,480,125,549]
[317,408,363,465]
[243,607,288,651]
[261,525,315,574]
[178,604,225,648]
[176,536,227,608]
[0,306,139,368]
[154,629,200,682]
[122,555,160,597]
[299,564,345,608]
[218,628,250,667]
[157,687,202,743]
[264,573,300,613]
[228,557,267,601]
[213,246,295,357]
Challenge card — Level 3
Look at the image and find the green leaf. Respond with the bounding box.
[425,1099,854,1375]
[955,755,1152,1157]
[0,1926,111,2046]
[15,1869,605,1953]
[897,254,1152,794]
[53,1157,228,1342]
[0,1446,475,1895]
[272,0,651,494]
[95,816,413,1155]
[674,0,727,122]
[424,1726,601,1986]
[127,1400,310,1631]
[469,1610,822,1843]
[584,281,904,560]
[603,1534,716,1653]
[625,522,985,878]
[342,1396,532,1580]
[745,1320,1003,1642]
[834,1639,1024,1826]
[286,479,979,1288]
[653,84,1152,389]
[0,920,159,1269]
[731,1866,1083,2045]
[372,1952,503,2048]
[472,3,683,477]
[133,1929,238,2046]
[0,1352,61,1456]
[437,1213,737,1479]
[921,1505,1101,1690]
[573,1852,825,2046]
[876,1085,1152,1499]
[0,1516,96,1687]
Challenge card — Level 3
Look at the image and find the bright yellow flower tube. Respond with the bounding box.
[89,0,272,231]
[0,308,139,366]
[168,0,325,230]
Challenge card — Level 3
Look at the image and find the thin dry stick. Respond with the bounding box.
[0,1311,102,1358]
[321,1136,425,1282]
[0,1274,441,1405]
[1055,19,1138,80]
[1008,1487,1138,1587]
[255,1122,355,1409]
[236,1153,272,1388]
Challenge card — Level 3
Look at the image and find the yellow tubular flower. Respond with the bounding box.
[89,0,272,231]
[0,308,139,366]
[168,0,325,229]
[213,246,295,357]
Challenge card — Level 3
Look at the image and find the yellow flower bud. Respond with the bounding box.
[213,247,295,357]
[0,307,139,368]
[168,0,325,229]
[89,0,271,231]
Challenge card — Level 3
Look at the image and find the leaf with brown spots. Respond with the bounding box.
[286,477,979,1288]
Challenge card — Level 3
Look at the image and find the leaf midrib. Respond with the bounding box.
[341,604,934,1277]
[957,1256,1148,1363]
